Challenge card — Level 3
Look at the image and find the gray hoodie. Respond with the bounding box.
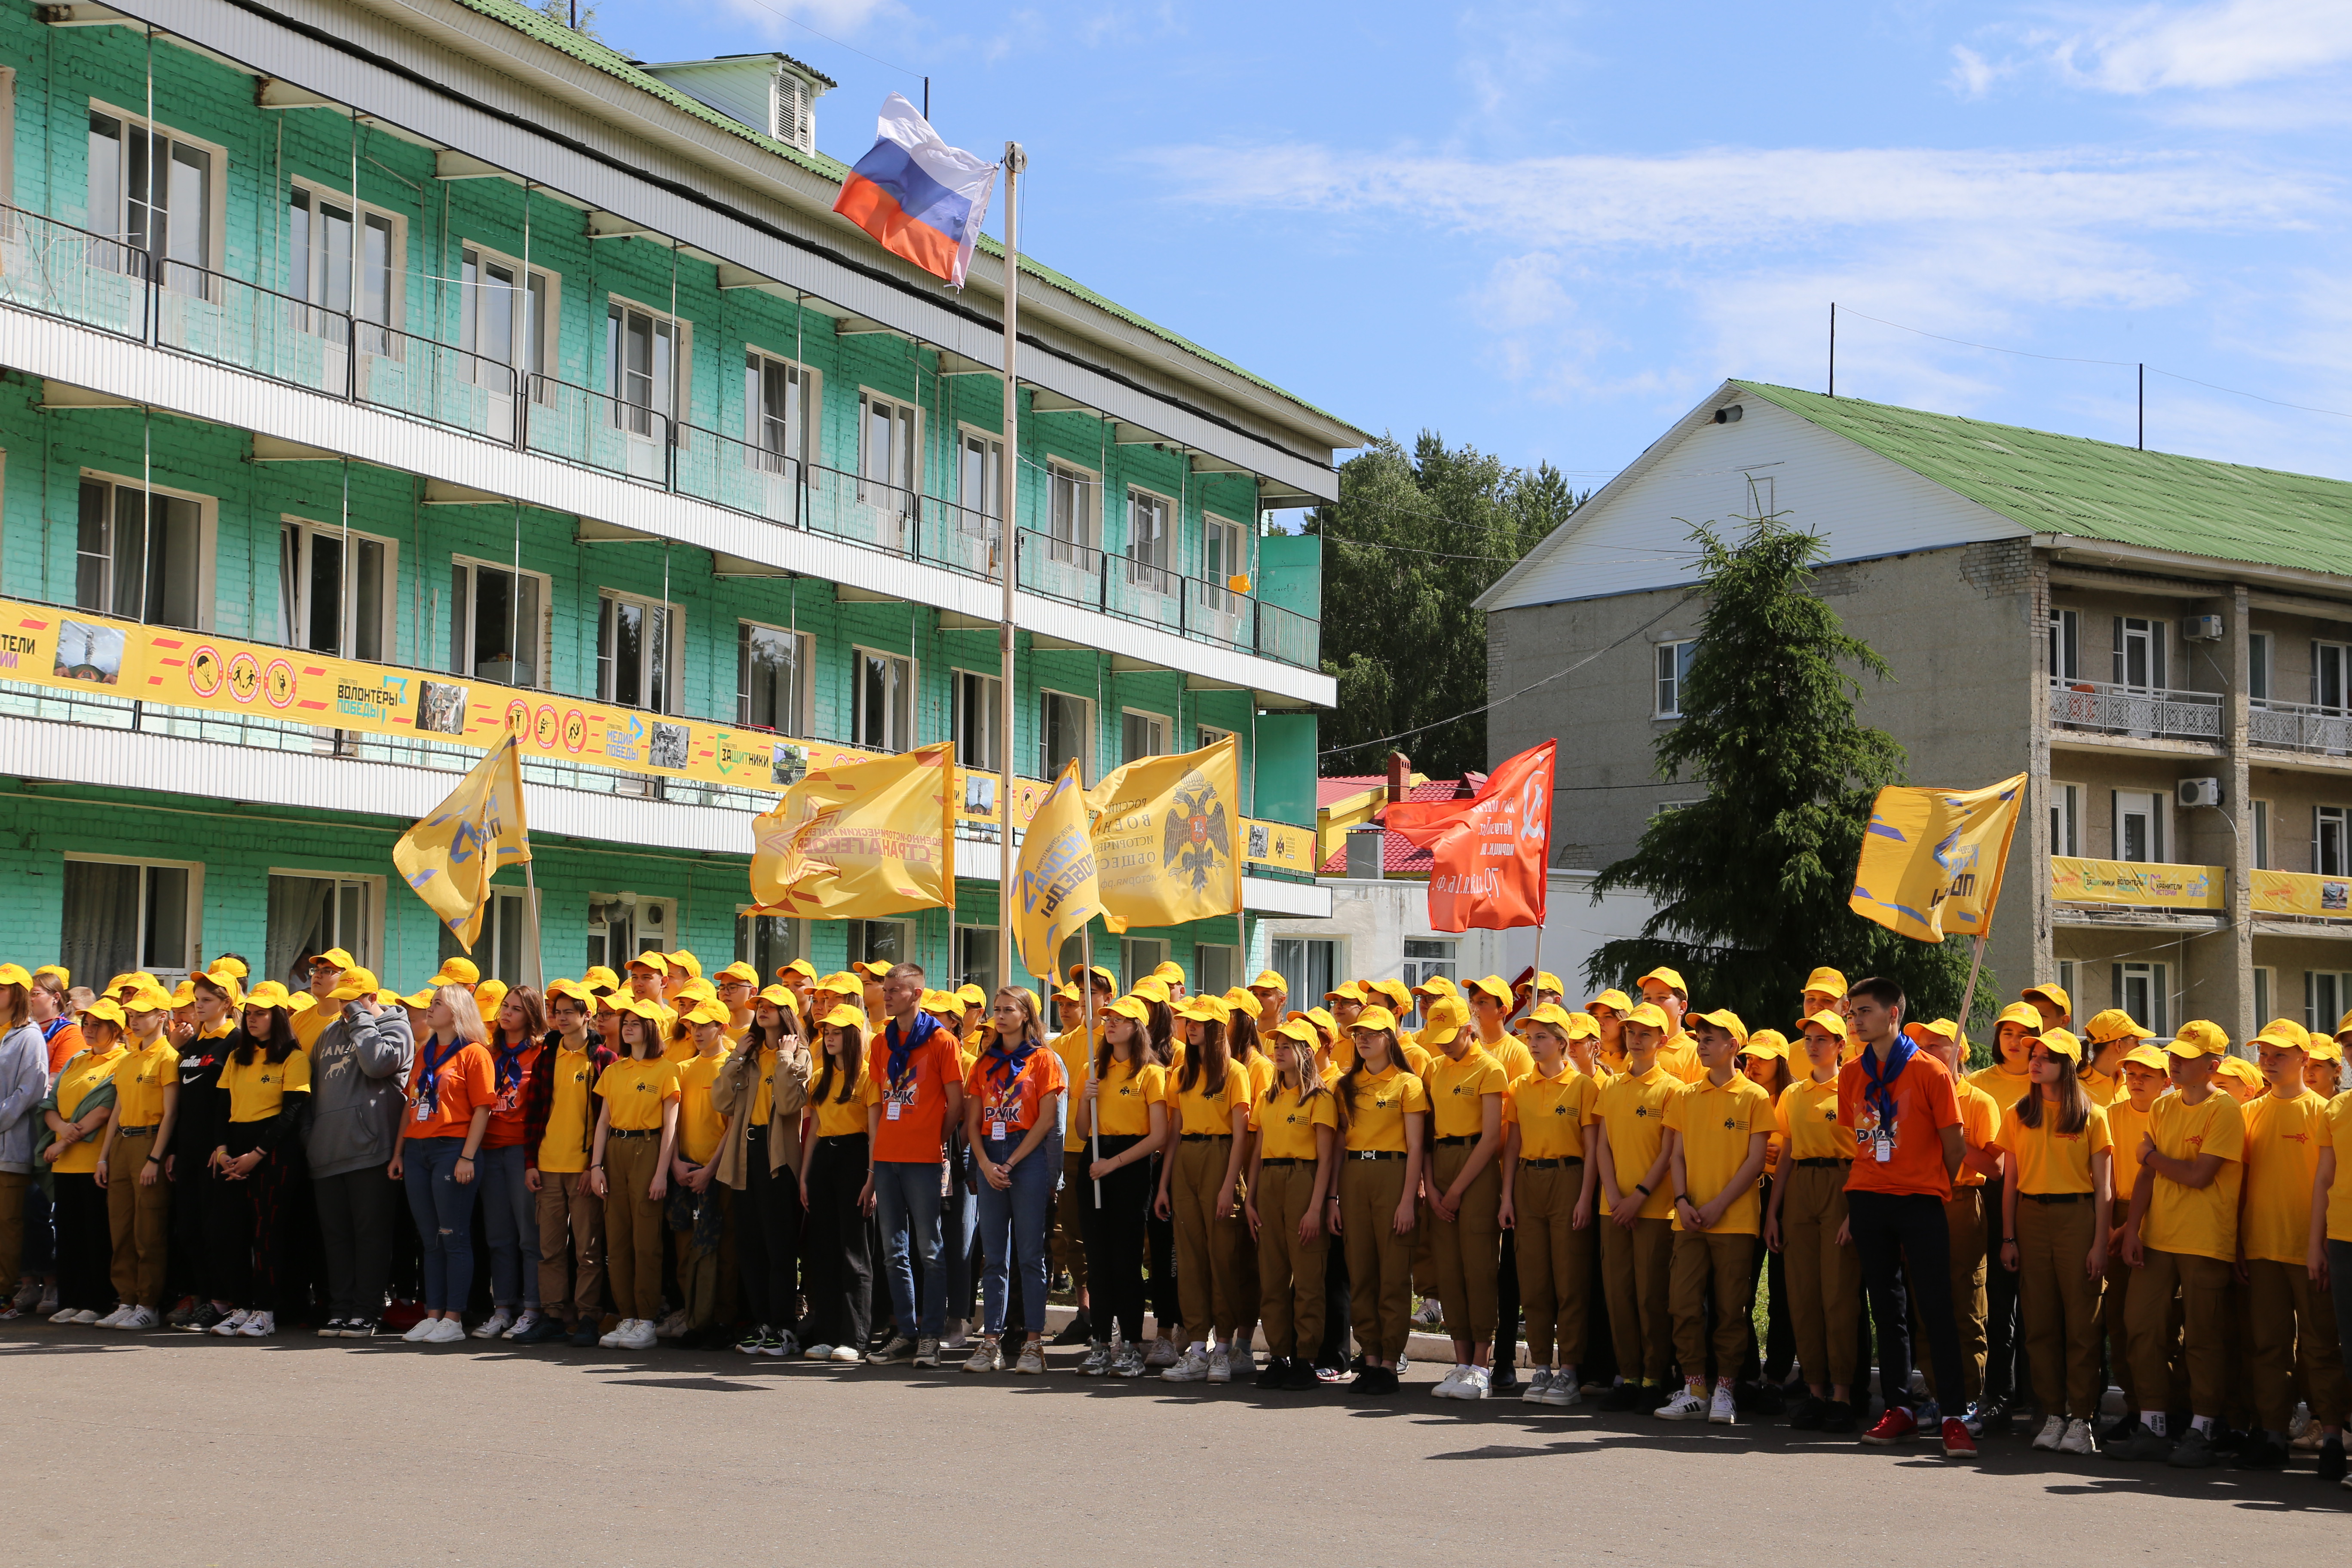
[0,1020,44,1175]
[304,1001,415,1180]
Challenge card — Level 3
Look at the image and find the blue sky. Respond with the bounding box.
[591,0,2352,487]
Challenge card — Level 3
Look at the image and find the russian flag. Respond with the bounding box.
[832,93,999,289]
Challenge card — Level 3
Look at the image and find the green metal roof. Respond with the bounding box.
[1735,380,2352,577]
[445,0,1355,435]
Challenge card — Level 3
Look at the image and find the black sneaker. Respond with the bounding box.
[2166,1425,2217,1469]
[2319,1434,2347,1484]
[1819,1400,1858,1434]
[2235,1430,2288,1471]
[1599,1381,1645,1412]
[1964,1397,2011,1439]
[1746,1379,1787,1416]
[315,1317,350,1338]
[189,1301,227,1332]
[347,1317,380,1339]
[2101,1414,2136,1446]
[1255,1354,1292,1390]
[2210,1424,2247,1455]
[1489,1367,1519,1395]
[2106,1420,2172,1462]
[1357,1366,1399,1395]
[1050,1314,1093,1347]
[1281,1358,1318,1391]
[1787,1394,1830,1430]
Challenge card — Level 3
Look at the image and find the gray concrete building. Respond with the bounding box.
[1476,379,2352,1044]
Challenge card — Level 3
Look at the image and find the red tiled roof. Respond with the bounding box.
[1315,775,1486,877]
[1318,775,1387,807]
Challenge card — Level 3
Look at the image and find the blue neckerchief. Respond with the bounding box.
[986,1038,1040,1090]
[1861,1035,1917,1141]
[885,1011,940,1089]
[492,1032,533,1092]
[418,1034,465,1115]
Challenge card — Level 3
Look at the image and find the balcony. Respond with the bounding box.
[2048,677,2221,744]
[2248,698,2352,758]
[2052,855,2352,934]
[0,205,1321,674]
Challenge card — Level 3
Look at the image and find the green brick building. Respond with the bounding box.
[0,0,1358,996]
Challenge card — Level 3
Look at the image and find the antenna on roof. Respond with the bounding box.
[2138,363,2144,451]
[1828,301,1835,398]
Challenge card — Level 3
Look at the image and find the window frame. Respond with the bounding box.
[61,851,204,978]
[953,924,1000,997]
[2318,805,2350,879]
[855,386,923,515]
[604,292,693,444]
[447,553,554,691]
[596,587,684,715]
[2254,798,2273,871]
[1120,707,1170,764]
[2254,965,2274,1029]
[743,347,820,481]
[1123,484,1176,591]
[2315,640,2352,715]
[85,100,227,291]
[952,667,1003,773]
[76,470,217,630]
[265,867,383,974]
[1196,723,1236,753]
[735,619,810,735]
[850,644,916,753]
[733,908,807,977]
[285,177,408,353]
[278,515,399,662]
[2113,615,2168,692]
[1194,943,1240,996]
[456,237,558,399]
[1121,937,1171,986]
[2248,630,2272,705]
[2049,780,2082,860]
[2113,788,2165,864]
[844,918,913,969]
[441,884,533,985]
[1654,638,1697,719]
[1038,687,1095,785]
[954,422,1004,536]
[2116,960,2168,1037]
[1272,936,1341,1009]
[1045,459,1099,563]
[2048,606,2081,683]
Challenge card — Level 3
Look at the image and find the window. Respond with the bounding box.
[851,649,914,751]
[607,300,682,440]
[2048,608,2080,682]
[278,520,392,661]
[288,185,397,352]
[86,108,213,292]
[2316,641,2351,715]
[459,245,551,394]
[1121,937,1170,987]
[1197,723,1235,753]
[2114,790,2164,864]
[845,919,910,968]
[2254,799,2273,871]
[2254,966,2274,1029]
[1202,514,1246,612]
[1654,640,1697,718]
[77,477,205,628]
[743,351,816,478]
[2049,781,2081,859]
[2248,631,2272,704]
[585,892,655,973]
[1195,944,1239,996]
[1121,710,1167,763]
[2116,962,2168,1036]
[956,428,1002,539]
[597,591,677,713]
[1047,462,1096,563]
[2319,806,2350,878]
[1400,937,1456,1019]
[2055,960,2076,1002]
[441,886,531,985]
[1040,690,1092,784]
[1272,937,1338,1009]
[1125,488,1173,589]
[955,926,1000,998]
[2113,616,2167,691]
[61,855,200,980]
[266,872,377,988]
[2309,972,2352,1034]
[734,911,804,978]
[737,622,806,733]
[954,671,1002,771]
[858,391,919,514]
[448,558,548,688]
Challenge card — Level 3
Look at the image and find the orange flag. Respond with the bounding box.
[1384,740,1556,933]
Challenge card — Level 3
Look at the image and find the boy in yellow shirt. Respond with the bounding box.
[1593,1001,1682,1410]
[1637,967,1703,1084]
[2100,1043,2174,1440]
[1654,1008,1773,1424]
[2238,1020,2343,1473]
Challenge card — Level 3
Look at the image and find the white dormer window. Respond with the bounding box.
[773,71,814,153]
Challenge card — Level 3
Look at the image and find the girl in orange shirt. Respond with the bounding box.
[962,989,1066,1375]
[475,985,547,1341]
[390,985,495,1345]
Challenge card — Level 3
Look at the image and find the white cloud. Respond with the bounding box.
[709,0,899,41]
[2043,0,2352,93]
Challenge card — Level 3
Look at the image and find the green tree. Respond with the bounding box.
[1587,515,1989,1033]
[536,0,600,37]
[1311,432,1579,780]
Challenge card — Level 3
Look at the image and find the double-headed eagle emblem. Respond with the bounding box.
[1162,769,1231,894]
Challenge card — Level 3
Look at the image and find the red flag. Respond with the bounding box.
[1384,740,1556,933]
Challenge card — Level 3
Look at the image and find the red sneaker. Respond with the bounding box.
[1941,1417,1978,1459]
[1861,1406,1918,1446]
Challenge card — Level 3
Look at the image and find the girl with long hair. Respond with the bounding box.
[1137,983,1182,1371]
[1765,1011,1862,1432]
[41,995,128,1323]
[1076,996,1168,1378]
[1338,1007,1427,1394]
[1155,996,1252,1384]
[961,988,1066,1375]
[1997,1028,2110,1455]
[1497,1005,1601,1406]
[93,987,179,1332]
[1245,1018,1336,1390]
[390,984,494,1345]
[588,996,680,1352]
[716,986,810,1358]
[475,985,548,1340]
[202,983,310,1338]
[797,1001,872,1362]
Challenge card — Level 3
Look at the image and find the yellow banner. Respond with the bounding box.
[1083,736,1244,935]
[2253,869,2352,919]
[749,742,955,918]
[2050,857,2224,910]
[1011,762,1105,980]
[392,735,532,951]
[1850,774,2028,942]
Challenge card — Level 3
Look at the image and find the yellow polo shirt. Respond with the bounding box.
[1594,1063,1679,1219]
[52,1044,128,1174]
[2324,1091,2352,1244]
[595,1055,681,1133]
[1776,1074,1850,1163]
[1253,1081,1338,1161]
[220,1048,310,1123]
[537,1045,600,1174]
[1995,1100,2110,1196]
[1422,1046,1508,1141]
[290,1000,335,1052]
[1090,1058,1165,1139]
[1654,1030,1703,1085]
[1663,1072,1773,1233]
[1475,1033,1536,1082]
[2240,1087,2329,1266]
[1164,1060,1252,1137]
[113,1037,180,1127]
[1966,1063,2034,1115]
[1050,1023,1100,1153]
[2141,1089,2245,1263]
[1341,1064,1426,1153]
[1953,1077,2002,1189]
[809,1057,877,1139]
[2106,1096,2155,1208]
[1504,1065,1599,1161]
[674,1049,732,1165]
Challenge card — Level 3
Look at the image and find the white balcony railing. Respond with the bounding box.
[2248,698,2352,757]
[2049,678,2222,742]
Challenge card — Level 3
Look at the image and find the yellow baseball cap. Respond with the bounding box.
[1624,1001,1672,1032]
[33,963,70,985]
[919,989,957,1014]
[674,979,718,1004]
[1584,987,1633,1015]
[0,963,31,989]
[755,984,799,1012]
[401,987,439,1010]
[326,967,382,1002]
[2121,1043,2170,1073]
[1302,1006,1338,1036]
[2308,1037,2346,1064]
[1410,974,1459,999]
[167,979,196,1008]
[2252,1018,2312,1053]
[2084,1009,2154,1045]
[1636,966,1687,995]
[81,997,127,1028]
[1465,975,1513,1008]
[1533,971,1563,994]
[681,1001,731,1028]
[1741,1029,1791,1060]
[1173,995,1231,1023]
[1353,1005,1401,1035]
[776,959,817,982]
[243,980,298,1011]
[714,962,760,986]
[1151,961,1187,985]
[475,977,511,1014]
[2035,1028,2084,1062]
[1273,1018,1320,1047]
[1995,1001,2044,1032]
[2168,1020,2230,1058]
[815,971,862,995]
[432,956,481,986]
[851,960,893,980]
[545,978,596,1008]
[1250,970,1288,992]
[1070,964,1118,988]
[1129,976,1171,1004]
[1690,1007,1749,1047]
[312,947,356,974]
[1364,978,1413,1015]
[956,983,988,1007]
[625,952,671,976]
[1801,967,1848,999]
[1106,995,1152,1024]
[2214,1053,2264,1086]
[2021,983,2072,1015]
[1800,1008,1849,1040]
[1525,1002,1597,1040]
[1053,983,1082,1004]
[1905,1018,1958,1047]
[122,986,175,1014]
[193,969,245,1008]
[582,965,622,994]
[1418,995,1470,1047]
[1222,987,1260,1020]
[1324,981,1367,1004]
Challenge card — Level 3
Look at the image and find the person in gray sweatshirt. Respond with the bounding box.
[304,990,413,1337]
[0,972,48,1317]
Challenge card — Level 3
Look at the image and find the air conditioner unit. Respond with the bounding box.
[2178,777,2222,809]
[2182,615,2225,642]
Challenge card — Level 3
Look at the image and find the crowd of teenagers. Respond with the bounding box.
[4,948,2352,1483]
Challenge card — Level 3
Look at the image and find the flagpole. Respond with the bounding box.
[523,860,544,992]
[1082,922,1100,1207]
[995,141,1026,998]
[1954,933,1988,1046]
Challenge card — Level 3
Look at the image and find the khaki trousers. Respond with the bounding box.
[2248,1256,2349,1431]
[603,1136,665,1321]
[2103,1199,2182,1411]
[2016,1197,2104,1418]
[1171,1136,1246,1343]
[1780,1162,1861,1389]
[0,1170,26,1289]
[1512,1161,1591,1366]
[1670,1230,1755,1379]
[1340,1160,1412,1358]
[1053,1149,1089,1296]
[1918,1186,1988,1403]
[675,1182,736,1329]
[534,1170,606,1321]
[104,1130,171,1309]
[2128,1248,2231,1418]
[1253,1161,1328,1358]
[1600,1213,1675,1383]
[1423,1142,1502,1345]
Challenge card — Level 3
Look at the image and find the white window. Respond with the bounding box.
[597,590,679,714]
[1040,689,1093,783]
[1195,944,1240,996]
[737,622,807,734]
[743,351,817,478]
[289,184,401,353]
[2318,806,2351,878]
[2056,959,2077,1001]
[2254,966,2274,1028]
[278,519,395,662]
[1202,513,1246,612]
[858,390,920,514]
[852,647,913,751]
[607,299,686,441]
[2248,631,2272,704]
[442,886,532,985]
[2114,616,2167,692]
[1400,937,1456,1018]
[448,557,550,688]
[953,670,1001,772]
[2254,799,2273,870]
[1121,709,1168,763]
[2048,608,2081,683]
[955,926,1000,999]
[1655,640,1697,717]
[1121,937,1170,987]
[845,919,910,968]
[1274,937,1340,1008]
[586,891,652,973]
[86,106,217,293]
[1047,462,1097,563]
[1197,723,1235,753]
[458,244,553,396]
[956,426,1002,539]
[2117,962,2168,1036]
[2315,641,2351,715]
[2049,781,2081,859]
[2114,790,2164,864]
[61,854,202,980]
[734,910,805,978]
[1125,487,1173,588]
[2309,972,2352,1035]
[77,475,210,629]
[266,871,380,985]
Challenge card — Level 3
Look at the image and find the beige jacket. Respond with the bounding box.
[709,1037,812,1186]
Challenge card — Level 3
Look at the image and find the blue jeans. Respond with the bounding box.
[475,1144,539,1311]
[872,1160,946,1339]
[974,1136,1056,1341]
[402,1136,478,1313]
[945,1139,978,1321]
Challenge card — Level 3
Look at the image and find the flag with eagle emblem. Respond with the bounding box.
[748,741,955,917]
[1082,735,1241,934]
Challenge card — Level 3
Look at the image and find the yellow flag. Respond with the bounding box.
[392,734,531,952]
[1082,735,1242,935]
[1849,773,2027,942]
[1011,761,1103,980]
[750,741,954,917]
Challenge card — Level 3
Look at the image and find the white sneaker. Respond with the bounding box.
[1522,1368,1554,1403]
[64,1308,100,1324]
[1908,1368,1929,1400]
[942,1317,970,1350]
[404,1317,439,1343]
[1654,1388,1710,1421]
[829,1344,864,1363]
[1543,1368,1583,1407]
[1460,1366,1491,1400]
[212,1309,251,1338]
[912,1336,942,1368]
[1207,1346,1232,1384]
[963,1339,1003,1373]
[503,1310,541,1341]
[2032,1414,2066,1451]
[472,1308,513,1340]
[803,1342,836,1361]
[1161,1346,1212,1382]
[94,1305,131,1329]
[655,1308,690,1339]
[1014,1342,1046,1375]
[426,1317,466,1344]
[120,1306,158,1331]
[1232,1344,1257,1376]
[1412,1297,1445,1328]
[1145,1336,1179,1368]
[619,1318,658,1351]
[238,1311,277,1338]
[2059,1418,2098,1455]
[597,1320,628,1348]
[770,1330,801,1358]
[1431,1365,1469,1399]
[1078,1340,1113,1376]
[1706,1383,1735,1424]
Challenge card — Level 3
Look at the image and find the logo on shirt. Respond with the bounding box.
[1721,1116,1736,1129]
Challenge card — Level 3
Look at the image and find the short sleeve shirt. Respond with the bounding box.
[1663,1073,1773,1234]
[594,1056,681,1133]
[1504,1066,1599,1162]
[406,1040,495,1141]
[2141,1089,2246,1263]
[1423,1047,1508,1140]
[1995,1101,2111,1197]
[1253,1081,1339,1161]
[867,1025,968,1164]
[964,1045,1067,1138]
[1838,1048,1962,1200]
[221,1048,311,1123]
[1341,1065,1427,1153]
[1594,1064,1680,1218]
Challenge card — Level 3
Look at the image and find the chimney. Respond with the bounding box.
[1345,826,1386,880]
[1386,750,1411,804]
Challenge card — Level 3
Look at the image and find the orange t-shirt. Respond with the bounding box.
[482,1039,545,1150]
[405,1038,496,1141]
[962,1044,1068,1139]
[1838,1046,1962,1200]
[866,1023,967,1164]
[42,1020,86,1076]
